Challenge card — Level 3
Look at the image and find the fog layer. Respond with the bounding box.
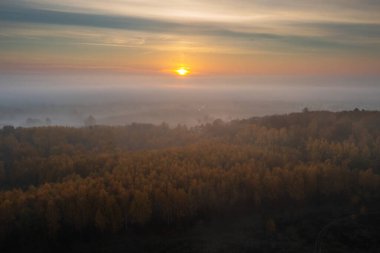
[0,73,379,127]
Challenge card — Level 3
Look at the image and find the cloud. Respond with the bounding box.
[1,4,379,55]
[0,0,379,74]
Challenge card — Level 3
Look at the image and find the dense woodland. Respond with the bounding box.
[0,110,380,252]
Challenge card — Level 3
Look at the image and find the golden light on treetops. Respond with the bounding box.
[175,66,190,76]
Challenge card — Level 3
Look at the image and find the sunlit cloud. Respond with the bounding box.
[0,0,379,75]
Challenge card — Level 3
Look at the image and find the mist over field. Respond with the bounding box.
[1,73,379,127]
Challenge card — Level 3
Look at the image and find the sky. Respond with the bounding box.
[0,0,380,76]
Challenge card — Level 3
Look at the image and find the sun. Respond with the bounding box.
[175,67,189,76]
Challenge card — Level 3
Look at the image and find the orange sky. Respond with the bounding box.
[0,0,379,76]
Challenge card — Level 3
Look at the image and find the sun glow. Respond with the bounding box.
[175,67,189,76]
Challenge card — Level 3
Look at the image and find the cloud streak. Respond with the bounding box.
[0,0,379,74]
[1,5,379,52]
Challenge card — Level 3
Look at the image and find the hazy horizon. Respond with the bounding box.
[1,72,379,127]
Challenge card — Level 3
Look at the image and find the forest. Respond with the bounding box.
[0,109,379,252]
